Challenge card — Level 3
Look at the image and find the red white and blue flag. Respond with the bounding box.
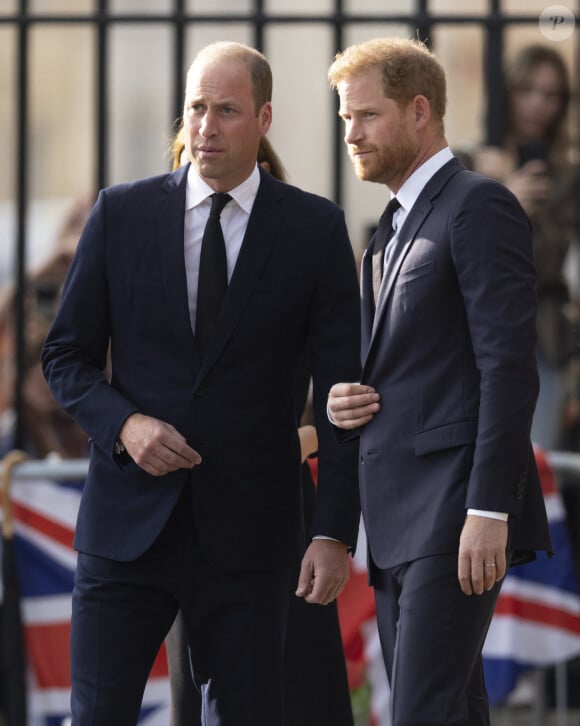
[3,447,580,723]
[1,475,171,725]
[482,447,580,704]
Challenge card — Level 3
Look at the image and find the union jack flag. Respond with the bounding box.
[5,448,579,724]
[1,473,171,726]
[482,446,580,704]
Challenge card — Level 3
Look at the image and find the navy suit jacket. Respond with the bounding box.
[42,165,361,572]
[358,158,552,570]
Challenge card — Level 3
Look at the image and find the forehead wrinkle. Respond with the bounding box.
[186,73,251,107]
[187,90,239,107]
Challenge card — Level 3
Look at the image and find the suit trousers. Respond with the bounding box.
[70,484,292,726]
[165,463,354,726]
[372,553,503,726]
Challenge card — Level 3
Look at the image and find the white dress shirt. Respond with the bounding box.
[389,146,454,232]
[184,164,260,331]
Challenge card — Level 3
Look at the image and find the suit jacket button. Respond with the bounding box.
[514,468,527,499]
[194,386,205,398]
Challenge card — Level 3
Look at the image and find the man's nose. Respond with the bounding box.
[344,119,362,144]
[200,112,217,137]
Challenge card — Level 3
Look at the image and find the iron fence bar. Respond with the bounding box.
[416,0,432,45]
[5,457,89,481]
[555,661,568,726]
[171,0,186,140]
[485,0,505,146]
[253,0,265,52]
[7,451,580,483]
[331,0,344,207]
[547,450,580,475]
[96,0,108,191]
[2,13,575,26]
[13,0,29,451]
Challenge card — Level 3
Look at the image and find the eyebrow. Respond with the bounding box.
[187,96,240,107]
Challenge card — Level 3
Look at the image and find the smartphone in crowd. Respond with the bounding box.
[517,142,548,168]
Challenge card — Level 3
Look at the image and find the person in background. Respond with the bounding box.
[0,196,92,459]
[466,44,579,452]
[327,37,552,726]
[42,41,360,725]
[165,127,355,726]
[466,44,580,596]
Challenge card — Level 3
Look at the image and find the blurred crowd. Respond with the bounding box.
[0,195,93,461]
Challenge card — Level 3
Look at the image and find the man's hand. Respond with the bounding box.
[506,160,552,216]
[457,514,508,596]
[295,539,350,605]
[327,382,380,430]
[119,413,201,477]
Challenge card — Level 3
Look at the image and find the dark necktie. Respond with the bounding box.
[372,197,401,304]
[196,192,232,355]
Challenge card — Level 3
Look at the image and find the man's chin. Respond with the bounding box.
[193,158,220,179]
[352,164,377,183]
[351,161,368,181]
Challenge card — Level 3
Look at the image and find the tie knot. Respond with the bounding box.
[385,197,401,223]
[209,193,232,218]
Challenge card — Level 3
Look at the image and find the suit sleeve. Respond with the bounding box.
[451,180,539,516]
[41,190,140,458]
[307,207,361,548]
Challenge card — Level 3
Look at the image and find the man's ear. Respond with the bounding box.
[414,95,431,130]
[259,102,273,134]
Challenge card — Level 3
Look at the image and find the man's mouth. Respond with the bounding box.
[197,146,223,157]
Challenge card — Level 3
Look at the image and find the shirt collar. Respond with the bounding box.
[185,163,261,214]
[394,147,454,212]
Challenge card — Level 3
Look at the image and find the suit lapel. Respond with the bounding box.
[370,200,431,339]
[196,168,283,382]
[153,165,193,342]
[365,158,463,361]
[361,245,375,353]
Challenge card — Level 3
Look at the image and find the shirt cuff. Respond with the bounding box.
[467,508,508,522]
[326,402,337,426]
[313,535,351,552]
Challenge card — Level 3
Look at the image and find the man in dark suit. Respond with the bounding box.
[42,41,360,726]
[327,37,552,726]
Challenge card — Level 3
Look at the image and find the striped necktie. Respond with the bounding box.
[372,197,401,304]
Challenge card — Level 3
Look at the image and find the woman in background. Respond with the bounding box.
[468,44,578,451]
